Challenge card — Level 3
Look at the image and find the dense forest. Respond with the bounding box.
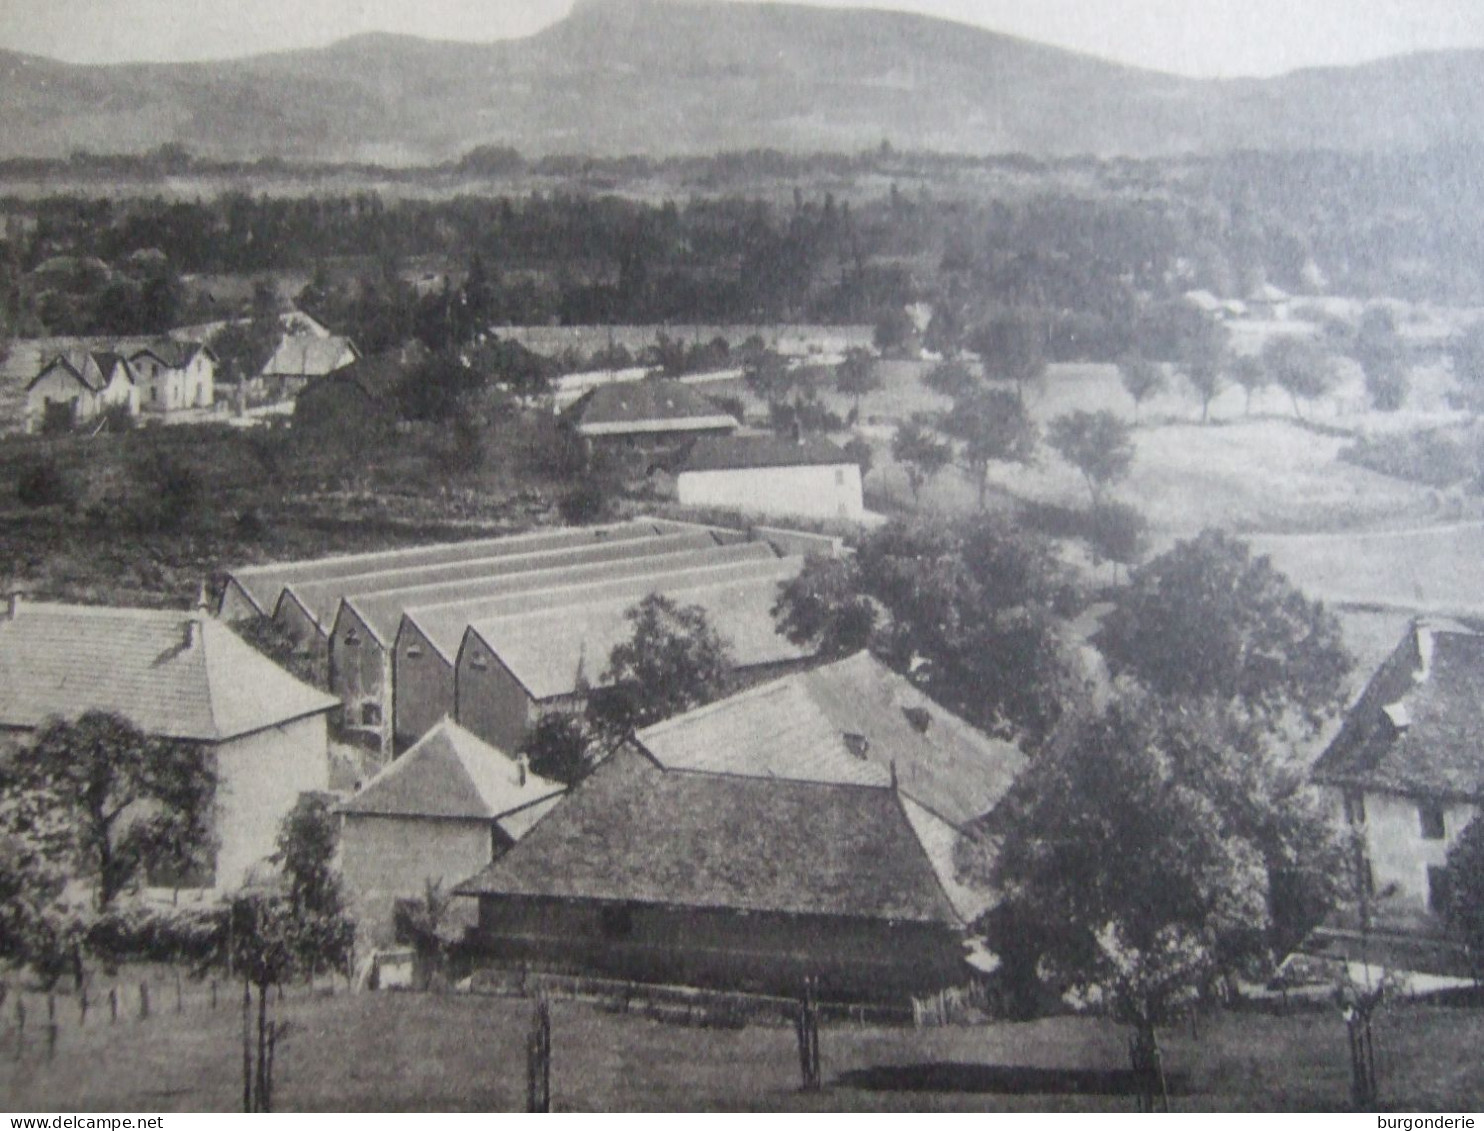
[2,143,1482,355]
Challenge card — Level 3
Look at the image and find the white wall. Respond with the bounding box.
[212,714,330,890]
[27,369,94,431]
[1358,789,1478,910]
[340,814,488,944]
[677,463,864,522]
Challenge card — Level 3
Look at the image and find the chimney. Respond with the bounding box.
[184,616,202,649]
[516,752,529,788]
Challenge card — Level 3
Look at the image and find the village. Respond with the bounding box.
[1,19,1484,1109]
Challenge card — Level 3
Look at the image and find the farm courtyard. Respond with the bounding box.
[2,987,1482,1112]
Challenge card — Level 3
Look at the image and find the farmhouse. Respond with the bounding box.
[127,339,217,414]
[260,333,361,399]
[563,378,738,467]
[677,434,865,523]
[0,599,338,891]
[453,557,809,751]
[1313,619,1484,935]
[338,717,563,943]
[25,349,139,433]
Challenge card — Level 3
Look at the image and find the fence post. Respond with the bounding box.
[211,981,219,1011]
[139,981,150,1020]
[175,969,183,1014]
[14,996,25,1060]
[795,978,821,1092]
[109,987,118,1025]
[526,994,551,1112]
[79,985,89,1028]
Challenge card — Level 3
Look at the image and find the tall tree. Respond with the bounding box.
[969,310,1047,403]
[771,555,876,660]
[1097,529,1352,734]
[834,347,882,416]
[1047,409,1136,508]
[12,712,216,908]
[1263,335,1338,420]
[890,417,952,503]
[1118,354,1166,422]
[589,594,734,745]
[986,689,1346,1100]
[1354,306,1408,412]
[921,358,978,400]
[1231,354,1270,416]
[942,388,1038,510]
[1180,317,1231,423]
[1443,816,1484,980]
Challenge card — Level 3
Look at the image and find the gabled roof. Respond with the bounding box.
[338,717,562,828]
[567,379,738,437]
[128,339,214,370]
[1313,620,1484,801]
[341,535,751,647]
[459,560,807,699]
[636,651,1024,829]
[0,602,337,742]
[455,747,961,926]
[301,351,407,402]
[261,334,360,379]
[28,350,130,393]
[224,521,667,620]
[682,434,853,473]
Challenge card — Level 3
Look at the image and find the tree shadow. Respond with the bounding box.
[835,1063,1187,1097]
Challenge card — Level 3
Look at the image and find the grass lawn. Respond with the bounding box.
[3,987,1482,1112]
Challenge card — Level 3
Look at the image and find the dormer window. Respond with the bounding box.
[404,644,423,660]
[343,628,360,647]
[470,652,489,672]
[903,706,931,734]
[843,733,870,759]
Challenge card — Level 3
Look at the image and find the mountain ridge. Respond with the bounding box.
[0,0,1479,162]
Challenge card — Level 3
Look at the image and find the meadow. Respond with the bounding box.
[2,984,1481,1112]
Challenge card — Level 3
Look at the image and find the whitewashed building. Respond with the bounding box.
[676,435,864,523]
[128,340,217,414]
[25,350,139,432]
[0,600,338,891]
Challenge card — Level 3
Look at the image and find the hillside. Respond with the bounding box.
[0,0,1482,162]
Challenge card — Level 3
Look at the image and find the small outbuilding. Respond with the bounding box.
[338,717,564,943]
[564,378,738,468]
[25,350,139,433]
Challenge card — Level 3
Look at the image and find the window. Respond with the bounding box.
[404,644,423,660]
[469,652,489,672]
[1343,791,1367,826]
[835,468,845,486]
[1428,865,1453,915]
[343,628,360,647]
[1419,803,1446,841]
[361,702,381,727]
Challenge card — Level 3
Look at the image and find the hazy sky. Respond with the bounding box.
[1,0,1481,77]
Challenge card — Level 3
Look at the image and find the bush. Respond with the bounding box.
[16,458,75,508]
[1340,429,1477,488]
[558,478,614,525]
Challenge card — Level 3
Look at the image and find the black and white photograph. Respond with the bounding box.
[0,0,1482,1114]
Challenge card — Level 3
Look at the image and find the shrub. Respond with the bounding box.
[17,457,75,508]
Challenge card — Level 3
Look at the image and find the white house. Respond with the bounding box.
[0,599,339,891]
[1313,619,1484,930]
[25,350,139,433]
[128,340,217,413]
[677,434,865,523]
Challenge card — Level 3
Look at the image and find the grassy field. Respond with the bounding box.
[3,985,1482,1112]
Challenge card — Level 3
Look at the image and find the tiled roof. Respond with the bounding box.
[568,379,739,436]
[1313,620,1484,801]
[302,352,407,402]
[342,536,757,647]
[682,434,853,472]
[29,350,127,393]
[281,524,684,634]
[128,339,211,370]
[338,717,562,823]
[637,651,1024,829]
[261,335,359,378]
[460,560,807,698]
[224,521,665,619]
[455,747,961,925]
[0,603,337,742]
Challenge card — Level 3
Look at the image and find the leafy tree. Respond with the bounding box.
[1087,500,1150,582]
[12,712,216,908]
[1097,529,1351,734]
[842,436,874,480]
[1354,307,1408,412]
[873,307,915,355]
[890,417,952,503]
[835,347,882,416]
[1231,354,1270,416]
[921,358,978,400]
[968,310,1047,403]
[397,351,483,423]
[942,389,1038,510]
[852,515,1085,748]
[273,794,344,917]
[741,346,797,404]
[521,712,594,786]
[1118,354,1166,422]
[1443,816,1484,980]
[1263,335,1338,420]
[771,555,876,660]
[589,594,734,745]
[986,689,1345,1103]
[1047,410,1136,508]
[0,750,74,967]
[1180,318,1230,423]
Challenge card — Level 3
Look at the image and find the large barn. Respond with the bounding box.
[456,653,1024,1001]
